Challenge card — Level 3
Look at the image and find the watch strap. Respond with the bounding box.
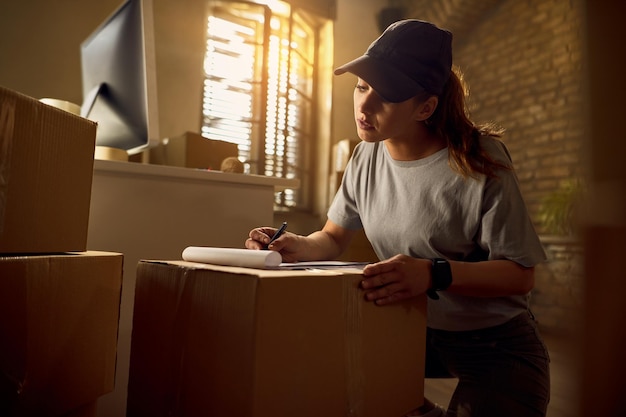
[427,258,452,300]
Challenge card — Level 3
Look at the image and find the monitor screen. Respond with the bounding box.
[80,0,159,155]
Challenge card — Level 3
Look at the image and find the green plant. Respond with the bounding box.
[538,179,586,236]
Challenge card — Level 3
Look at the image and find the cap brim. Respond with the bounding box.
[334,54,424,103]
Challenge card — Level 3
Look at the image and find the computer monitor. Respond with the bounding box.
[80,0,159,155]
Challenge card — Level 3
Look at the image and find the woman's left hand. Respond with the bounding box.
[360,255,432,305]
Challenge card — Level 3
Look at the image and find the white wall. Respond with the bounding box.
[0,0,215,143]
[0,0,121,104]
[331,0,388,147]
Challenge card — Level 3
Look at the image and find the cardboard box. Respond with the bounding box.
[149,131,239,170]
[0,86,97,253]
[0,251,124,416]
[127,260,426,417]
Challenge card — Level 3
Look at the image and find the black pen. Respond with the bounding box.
[264,221,287,249]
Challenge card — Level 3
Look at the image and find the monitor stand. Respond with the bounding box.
[81,83,147,155]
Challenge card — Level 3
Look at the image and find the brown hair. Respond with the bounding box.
[423,67,510,178]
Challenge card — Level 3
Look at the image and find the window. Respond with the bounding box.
[201,0,324,208]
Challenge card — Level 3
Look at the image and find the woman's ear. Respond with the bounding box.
[414,96,439,122]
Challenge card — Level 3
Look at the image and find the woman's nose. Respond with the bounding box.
[356,92,375,113]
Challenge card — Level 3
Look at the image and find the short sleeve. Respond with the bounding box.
[327,144,364,230]
[478,140,547,267]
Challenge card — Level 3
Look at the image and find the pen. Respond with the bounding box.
[264,221,287,249]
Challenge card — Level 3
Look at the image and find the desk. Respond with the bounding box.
[87,160,298,417]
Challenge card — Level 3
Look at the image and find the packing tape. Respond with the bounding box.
[39,98,81,116]
[94,146,128,161]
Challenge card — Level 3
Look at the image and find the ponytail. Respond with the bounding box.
[424,67,509,178]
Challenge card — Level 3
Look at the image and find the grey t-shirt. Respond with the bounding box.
[327,136,547,331]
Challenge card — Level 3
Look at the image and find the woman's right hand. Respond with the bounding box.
[245,226,302,262]
[245,226,283,250]
[245,220,357,263]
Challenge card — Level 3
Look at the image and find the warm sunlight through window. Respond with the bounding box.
[202,1,320,208]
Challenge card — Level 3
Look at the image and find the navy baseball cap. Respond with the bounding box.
[334,19,453,102]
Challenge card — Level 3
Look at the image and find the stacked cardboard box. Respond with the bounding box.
[148,131,239,170]
[0,251,123,417]
[0,86,97,253]
[127,260,427,417]
[0,86,123,417]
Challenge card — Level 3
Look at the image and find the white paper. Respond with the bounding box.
[182,246,282,269]
[278,260,370,270]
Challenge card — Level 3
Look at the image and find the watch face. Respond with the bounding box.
[428,258,452,300]
[426,288,440,300]
[432,258,452,291]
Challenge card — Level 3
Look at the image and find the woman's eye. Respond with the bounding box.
[355,84,367,92]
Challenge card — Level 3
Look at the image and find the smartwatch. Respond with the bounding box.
[426,258,452,300]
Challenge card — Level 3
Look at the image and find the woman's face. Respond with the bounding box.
[353,78,424,143]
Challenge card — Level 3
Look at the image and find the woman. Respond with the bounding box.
[245,19,550,417]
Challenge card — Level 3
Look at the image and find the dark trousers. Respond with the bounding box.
[425,311,551,417]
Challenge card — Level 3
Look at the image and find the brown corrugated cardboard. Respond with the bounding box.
[0,86,97,253]
[128,260,426,417]
[0,251,123,416]
[149,131,238,170]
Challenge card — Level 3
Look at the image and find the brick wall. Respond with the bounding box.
[533,236,584,333]
[452,0,586,227]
